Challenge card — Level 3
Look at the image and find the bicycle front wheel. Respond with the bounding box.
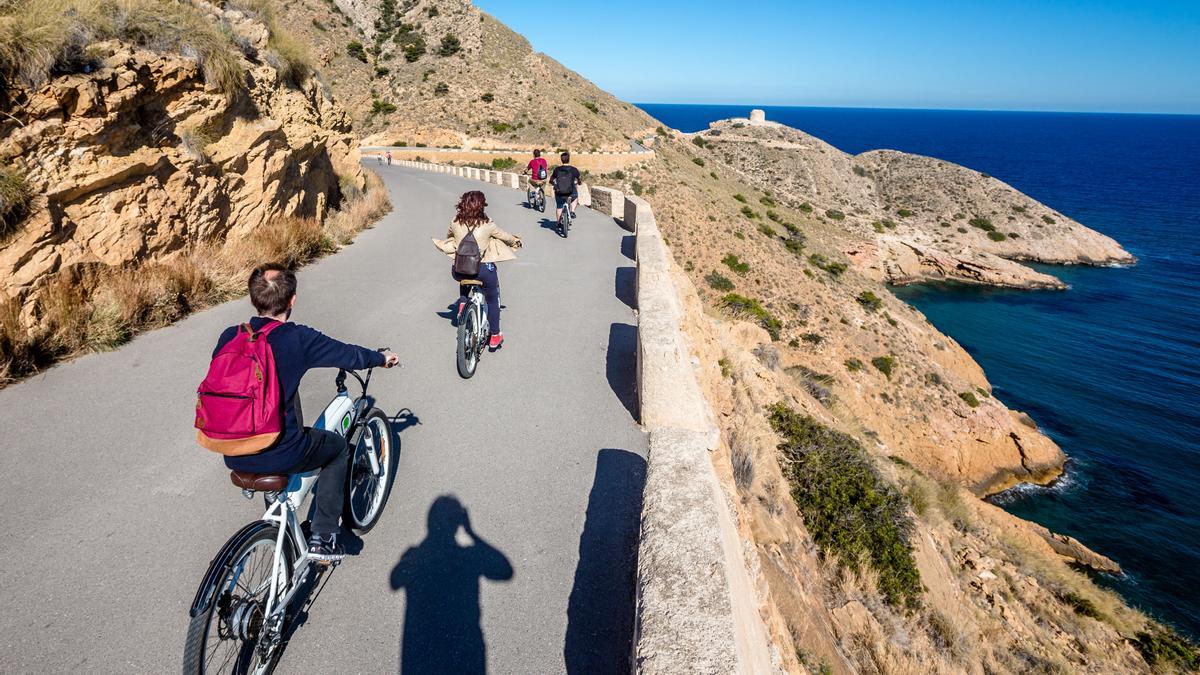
[457,303,481,379]
[345,407,399,534]
[183,523,294,675]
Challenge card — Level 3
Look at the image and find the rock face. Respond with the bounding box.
[0,18,362,306]
[700,119,1133,288]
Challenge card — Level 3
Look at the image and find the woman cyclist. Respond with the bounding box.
[433,191,522,349]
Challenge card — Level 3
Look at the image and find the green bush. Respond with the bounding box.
[433,81,449,96]
[958,391,980,407]
[489,121,513,134]
[1011,205,1027,214]
[968,216,995,232]
[402,37,426,62]
[986,231,1007,241]
[856,291,883,312]
[692,157,705,167]
[881,218,896,229]
[0,165,32,241]
[733,193,747,203]
[809,253,847,276]
[582,101,599,114]
[740,206,758,220]
[721,294,781,340]
[1135,626,1200,671]
[722,254,750,275]
[800,332,823,344]
[825,209,845,221]
[437,34,461,56]
[784,237,805,256]
[1042,214,1056,225]
[897,208,914,218]
[491,157,516,170]
[692,136,708,148]
[346,40,367,62]
[480,92,494,103]
[845,358,864,372]
[853,165,868,177]
[370,98,396,114]
[1060,591,1102,620]
[757,223,775,238]
[705,272,735,292]
[872,355,896,378]
[767,404,922,607]
[799,202,813,213]
[374,66,389,77]
[873,221,885,234]
[760,195,777,207]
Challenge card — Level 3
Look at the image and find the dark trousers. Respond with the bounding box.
[452,262,501,334]
[286,428,350,537]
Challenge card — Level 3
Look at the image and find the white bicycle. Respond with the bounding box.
[183,363,399,674]
[456,279,489,379]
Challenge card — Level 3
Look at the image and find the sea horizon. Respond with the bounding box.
[638,102,1200,638]
[633,101,1200,118]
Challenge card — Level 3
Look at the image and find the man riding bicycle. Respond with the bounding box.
[526,149,548,191]
[550,151,581,222]
[209,265,399,563]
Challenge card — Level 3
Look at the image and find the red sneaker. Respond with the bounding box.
[488,333,504,349]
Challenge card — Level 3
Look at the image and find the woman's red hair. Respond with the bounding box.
[455,191,489,225]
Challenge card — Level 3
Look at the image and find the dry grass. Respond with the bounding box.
[0,0,244,95]
[0,163,32,240]
[0,172,390,384]
[225,0,312,87]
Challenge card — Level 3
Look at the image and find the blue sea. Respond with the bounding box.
[638,103,1200,638]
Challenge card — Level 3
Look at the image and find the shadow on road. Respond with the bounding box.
[564,448,647,674]
[615,267,637,310]
[537,217,564,237]
[606,323,639,421]
[620,235,635,261]
[390,495,514,674]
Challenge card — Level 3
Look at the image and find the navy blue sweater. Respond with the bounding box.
[213,317,386,473]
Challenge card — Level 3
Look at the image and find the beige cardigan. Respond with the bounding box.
[432,220,520,263]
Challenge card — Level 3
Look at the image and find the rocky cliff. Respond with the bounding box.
[0,0,363,308]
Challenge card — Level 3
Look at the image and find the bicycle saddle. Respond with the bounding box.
[459,279,484,286]
[229,471,289,492]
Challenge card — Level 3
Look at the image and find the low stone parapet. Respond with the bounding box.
[591,186,624,218]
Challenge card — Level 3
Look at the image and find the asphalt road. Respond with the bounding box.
[0,165,647,673]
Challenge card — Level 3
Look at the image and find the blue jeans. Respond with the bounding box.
[452,263,501,334]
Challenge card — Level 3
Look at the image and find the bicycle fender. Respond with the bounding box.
[188,520,277,618]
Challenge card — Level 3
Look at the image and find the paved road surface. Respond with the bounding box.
[0,165,647,673]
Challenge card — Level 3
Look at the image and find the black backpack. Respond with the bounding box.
[454,225,482,276]
[553,167,575,195]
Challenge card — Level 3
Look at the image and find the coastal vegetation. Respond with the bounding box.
[721,294,781,340]
[705,271,734,292]
[768,403,923,607]
[872,355,896,378]
[721,254,750,275]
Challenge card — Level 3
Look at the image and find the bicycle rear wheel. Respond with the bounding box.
[344,407,398,534]
[183,523,294,675]
[457,303,481,379]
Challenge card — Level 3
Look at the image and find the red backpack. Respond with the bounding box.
[195,321,285,456]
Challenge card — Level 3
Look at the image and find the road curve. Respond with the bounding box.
[0,164,647,673]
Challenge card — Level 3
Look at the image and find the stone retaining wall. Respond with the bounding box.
[366,146,651,173]
[385,159,774,673]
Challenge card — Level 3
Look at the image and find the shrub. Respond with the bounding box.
[721,294,781,340]
[691,136,708,148]
[1135,626,1200,671]
[480,92,494,103]
[489,121,513,134]
[968,216,995,232]
[800,332,823,344]
[760,195,776,207]
[897,208,914,217]
[740,206,758,220]
[491,157,516,170]
[437,34,461,56]
[346,40,367,62]
[808,253,846,276]
[655,126,669,137]
[722,254,750,275]
[1060,591,1102,620]
[433,82,449,96]
[630,181,643,196]
[784,237,805,256]
[706,272,735,292]
[371,99,396,114]
[1011,204,1027,214]
[374,66,389,78]
[958,391,980,407]
[402,37,427,62]
[732,193,747,203]
[872,221,885,234]
[856,291,883,312]
[872,355,896,378]
[767,404,922,607]
[852,165,868,177]
[0,165,32,241]
[731,443,755,490]
[1042,214,1056,225]
[799,202,813,213]
[986,231,1007,241]
[825,209,845,221]
[692,157,705,167]
[582,101,599,114]
[757,223,775,238]
[881,218,896,229]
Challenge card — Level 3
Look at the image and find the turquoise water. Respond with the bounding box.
[638,104,1200,637]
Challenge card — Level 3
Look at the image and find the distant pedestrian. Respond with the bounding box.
[386,150,393,166]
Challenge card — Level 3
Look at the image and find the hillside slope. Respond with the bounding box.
[272,0,657,149]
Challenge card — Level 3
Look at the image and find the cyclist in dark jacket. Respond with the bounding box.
[549,151,581,222]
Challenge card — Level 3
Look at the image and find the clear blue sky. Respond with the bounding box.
[475,0,1200,114]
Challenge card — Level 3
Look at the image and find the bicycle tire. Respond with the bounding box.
[183,523,294,675]
[456,303,480,379]
[344,407,399,534]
